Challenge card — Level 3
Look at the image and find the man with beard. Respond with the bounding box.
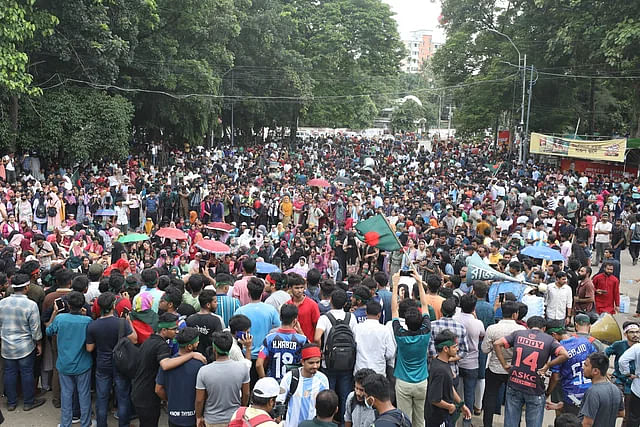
[593,262,620,315]
[344,368,377,427]
[278,343,329,427]
[605,321,640,427]
[574,266,595,316]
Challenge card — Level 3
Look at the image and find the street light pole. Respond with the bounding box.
[487,28,526,164]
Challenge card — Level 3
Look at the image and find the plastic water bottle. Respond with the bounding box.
[620,295,631,313]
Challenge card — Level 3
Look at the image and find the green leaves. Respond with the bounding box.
[18,88,133,164]
[0,1,56,94]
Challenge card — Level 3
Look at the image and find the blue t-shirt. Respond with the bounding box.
[46,313,92,375]
[392,315,431,383]
[551,336,597,405]
[156,356,204,426]
[377,289,393,324]
[235,302,281,358]
[258,328,307,381]
[353,306,367,324]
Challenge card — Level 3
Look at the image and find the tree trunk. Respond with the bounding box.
[589,78,596,135]
[9,94,18,153]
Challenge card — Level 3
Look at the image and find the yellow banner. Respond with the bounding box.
[530,133,626,162]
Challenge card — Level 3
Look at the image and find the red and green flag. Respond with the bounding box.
[355,214,402,251]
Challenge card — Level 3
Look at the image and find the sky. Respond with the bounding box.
[383,0,446,43]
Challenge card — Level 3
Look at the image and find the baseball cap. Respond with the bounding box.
[253,377,280,399]
[574,314,591,325]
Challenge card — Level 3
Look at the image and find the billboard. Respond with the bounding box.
[530,133,626,162]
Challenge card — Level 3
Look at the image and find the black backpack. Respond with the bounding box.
[323,312,356,371]
[35,202,46,219]
[113,318,139,378]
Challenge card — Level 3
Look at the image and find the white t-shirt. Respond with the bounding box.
[594,221,612,243]
[316,309,357,368]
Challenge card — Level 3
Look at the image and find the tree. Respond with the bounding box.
[0,0,57,94]
[301,0,406,129]
[391,99,425,133]
[16,88,133,164]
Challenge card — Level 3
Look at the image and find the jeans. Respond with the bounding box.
[96,367,131,427]
[4,350,36,406]
[595,242,607,265]
[59,369,92,427]
[459,367,478,412]
[504,386,545,427]
[325,369,353,422]
[482,369,508,427]
[630,243,640,262]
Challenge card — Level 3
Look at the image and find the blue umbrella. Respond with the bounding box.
[488,281,528,305]
[256,262,281,274]
[95,209,116,216]
[521,245,564,262]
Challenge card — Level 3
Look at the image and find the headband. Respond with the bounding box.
[435,340,456,350]
[301,346,322,360]
[624,324,640,334]
[265,274,276,285]
[179,336,199,347]
[213,343,229,355]
[158,321,178,330]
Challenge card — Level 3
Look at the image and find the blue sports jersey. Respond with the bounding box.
[258,328,307,380]
[353,306,367,323]
[551,336,597,406]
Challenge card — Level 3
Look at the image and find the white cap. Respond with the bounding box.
[253,377,280,398]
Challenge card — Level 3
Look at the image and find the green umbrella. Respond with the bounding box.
[118,233,150,243]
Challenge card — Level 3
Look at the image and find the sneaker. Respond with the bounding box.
[7,405,16,412]
[52,398,61,409]
[72,417,81,423]
[113,410,119,420]
[23,397,46,411]
[634,259,638,266]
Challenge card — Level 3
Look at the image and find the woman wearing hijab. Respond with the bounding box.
[46,192,62,231]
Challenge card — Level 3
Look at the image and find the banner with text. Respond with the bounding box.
[530,133,626,162]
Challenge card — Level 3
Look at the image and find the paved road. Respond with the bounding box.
[6,252,639,426]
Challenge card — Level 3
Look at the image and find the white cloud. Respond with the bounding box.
[383,0,446,43]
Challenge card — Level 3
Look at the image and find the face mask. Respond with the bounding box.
[364,397,374,409]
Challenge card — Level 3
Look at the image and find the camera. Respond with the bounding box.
[273,403,287,419]
[399,270,412,277]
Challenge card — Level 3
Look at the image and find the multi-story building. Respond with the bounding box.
[401,29,443,73]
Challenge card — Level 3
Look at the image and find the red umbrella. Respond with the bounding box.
[308,178,330,187]
[196,240,231,254]
[205,222,235,232]
[155,227,188,240]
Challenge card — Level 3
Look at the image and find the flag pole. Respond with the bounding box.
[379,213,419,275]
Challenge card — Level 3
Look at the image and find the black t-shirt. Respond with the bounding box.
[185,313,223,359]
[501,329,563,395]
[86,316,133,373]
[131,334,171,408]
[425,357,453,427]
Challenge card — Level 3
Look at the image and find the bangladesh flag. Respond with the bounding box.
[355,214,402,251]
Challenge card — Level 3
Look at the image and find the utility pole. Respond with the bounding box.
[524,64,535,164]
[438,91,443,131]
[447,105,454,137]
[231,69,234,147]
[518,54,526,164]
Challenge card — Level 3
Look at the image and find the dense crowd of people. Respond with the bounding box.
[0,134,637,427]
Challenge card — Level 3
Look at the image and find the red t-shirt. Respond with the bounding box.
[286,297,320,341]
[91,295,132,318]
